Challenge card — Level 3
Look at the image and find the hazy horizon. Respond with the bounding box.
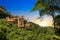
[0,0,53,26]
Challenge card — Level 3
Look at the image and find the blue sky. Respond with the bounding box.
[0,0,36,11]
[0,0,54,26]
[0,0,39,21]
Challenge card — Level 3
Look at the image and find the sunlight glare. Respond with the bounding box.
[39,22,47,26]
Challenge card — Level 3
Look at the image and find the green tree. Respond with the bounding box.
[0,19,53,40]
[0,5,11,18]
[55,15,60,37]
[55,15,60,27]
[31,0,60,40]
[31,0,60,34]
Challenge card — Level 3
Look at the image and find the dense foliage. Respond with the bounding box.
[32,0,60,40]
[55,15,60,38]
[0,5,11,18]
[0,19,54,40]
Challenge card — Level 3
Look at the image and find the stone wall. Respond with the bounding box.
[6,16,30,28]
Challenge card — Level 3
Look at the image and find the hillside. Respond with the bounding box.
[0,19,54,40]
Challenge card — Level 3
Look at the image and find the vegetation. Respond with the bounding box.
[0,5,54,40]
[0,1,60,40]
[0,19,54,40]
[32,0,60,31]
[55,15,60,38]
[32,0,60,40]
[0,5,11,18]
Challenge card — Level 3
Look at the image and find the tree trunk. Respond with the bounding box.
[51,0,56,40]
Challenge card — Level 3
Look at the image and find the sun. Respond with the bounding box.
[39,22,47,26]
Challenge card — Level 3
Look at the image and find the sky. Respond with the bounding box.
[0,0,53,26]
[39,15,53,27]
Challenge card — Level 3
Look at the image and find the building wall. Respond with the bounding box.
[18,16,24,28]
[6,16,30,28]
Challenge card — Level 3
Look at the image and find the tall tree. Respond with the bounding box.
[55,15,60,37]
[32,0,60,39]
[32,0,60,33]
[55,15,60,27]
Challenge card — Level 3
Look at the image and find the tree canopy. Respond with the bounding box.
[0,5,11,18]
[32,0,60,39]
[0,19,54,40]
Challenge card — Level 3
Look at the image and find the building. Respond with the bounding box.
[6,15,17,24]
[18,16,24,28]
[6,15,30,28]
[25,22,31,28]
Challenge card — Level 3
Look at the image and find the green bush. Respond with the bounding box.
[0,19,54,40]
